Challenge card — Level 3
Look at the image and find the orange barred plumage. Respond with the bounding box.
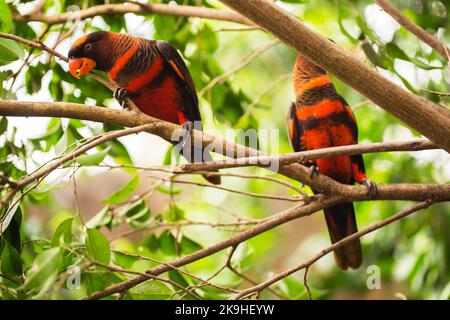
[288,55,375,270]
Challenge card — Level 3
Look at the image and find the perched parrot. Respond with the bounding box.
[68,31,220,184]
[287,55,376,270]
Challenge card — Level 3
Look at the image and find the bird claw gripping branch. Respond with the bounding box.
[309,164,320,179]
[180,121,194,151]
[361,178,377,198]
[114,87,130,110]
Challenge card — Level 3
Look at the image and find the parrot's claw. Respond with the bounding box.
[361,178,377,198]
[180,121,194,150]
[114,88,130,110]
[309,165,320,179]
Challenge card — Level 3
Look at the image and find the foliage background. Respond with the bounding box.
[0,0,449,299]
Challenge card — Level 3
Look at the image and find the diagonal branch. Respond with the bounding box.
[0,124,157,217]
[83,196,442,300]
[217,0,450,153]
[82,196,342,299]
[230,200,434,299]
[199,40,280,96]
[374,0,450,61]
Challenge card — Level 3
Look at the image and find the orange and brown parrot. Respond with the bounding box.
[287,55,376,270]
[68,31,220,184]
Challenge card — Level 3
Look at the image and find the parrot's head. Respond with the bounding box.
[68,31,114,78]
[293,55,329,96]
[294,55,327,81]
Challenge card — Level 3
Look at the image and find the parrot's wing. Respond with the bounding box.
[286,102,304,152]
[338,94,368,182]
[338,95,358,141]
[156,41,201,122]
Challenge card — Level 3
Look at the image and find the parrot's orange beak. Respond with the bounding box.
[68,57,96,78]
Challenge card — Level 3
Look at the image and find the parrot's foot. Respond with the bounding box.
[114,88,130,110]
[309,165,320,179]
[180,121,194,150]
[361,178,377,198]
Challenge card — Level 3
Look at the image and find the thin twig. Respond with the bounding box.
[374,0,450,61]
[230,200,434,299]
[199,40,280,96]
[12,2,252,26]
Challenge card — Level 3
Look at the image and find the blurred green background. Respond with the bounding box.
[0,0,449,300]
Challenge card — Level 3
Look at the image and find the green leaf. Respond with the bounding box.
[129,280,172,300]
[86,206,113,229]
[14,21,36,40]
[0,205,22,252]
[362,41,392,69]
[197,24,219,53]
[157,184,182,195]
[154,15,178,41]
[165,205,185,222]
[55,130,70,155]
[30,117,61,142]
[1,193,22,234]
[163,145,174,165]
[76,146,110,166]
[85,228,111,264]
[336,1,358,44]
[396,71,417,93]
[0,116,8,135]
[0,70,12,98]
[168,269,189,288]
[103,175,139,205]
[385,43,410,60]
[118,200,144,218]
[20,247,62,294]
[1,241,22,279]
[230,242,253,270]
[143,234,159,252]
[276,277,307,300]
[0,38,24,65]
[51,218,73,247]
[115,199,152,228]
[85,272,123,296]
[386,43,441,70]
[109,139,133,167]
[0,0,12,33]
[159,231,177,256]
[180,236,202,255]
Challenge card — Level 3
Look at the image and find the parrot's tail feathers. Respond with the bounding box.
[200,149,221,185]
[202,173,221,185]
[179,144,221,185]
[324,203,362,270]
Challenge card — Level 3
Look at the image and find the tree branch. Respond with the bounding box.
[0,124,157,215]
[217,0,450,153]
[2,3,448,301]
[81,196,342,299]
[231,200,434,299]
[177,139,438,171]
[83,195,441,300]
[12,2,252,26]
[1,100,449,202]
[374,0,450,61]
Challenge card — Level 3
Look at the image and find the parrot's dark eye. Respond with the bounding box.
[84,43,93,51]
